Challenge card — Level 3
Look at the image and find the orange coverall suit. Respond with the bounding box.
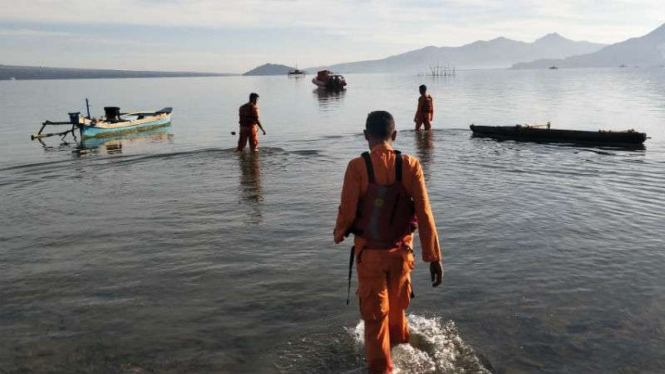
[414,94,434,131]
[237,102,260,151]
[334,144,441,374]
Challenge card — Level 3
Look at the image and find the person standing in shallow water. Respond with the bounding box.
[334,111,443,374]
[414,85,434,131]
[236,92,266,151]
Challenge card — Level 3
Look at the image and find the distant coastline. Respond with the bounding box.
[0,64,234,81]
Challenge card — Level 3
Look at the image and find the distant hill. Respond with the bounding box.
[307,34,606,73]
[513,23,665,69]
[243,63,298,76]
[0,64,230,80]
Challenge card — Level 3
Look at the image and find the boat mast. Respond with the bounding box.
[85,98,91,119]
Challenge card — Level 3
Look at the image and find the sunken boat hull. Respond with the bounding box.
[469,125,647,146]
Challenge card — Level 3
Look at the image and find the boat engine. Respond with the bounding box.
[104,107,121,122]
[68,112,80,125]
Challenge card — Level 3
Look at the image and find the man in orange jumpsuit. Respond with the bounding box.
[414,85,434,131]
[334,111,443,374]
[237,92,266,151]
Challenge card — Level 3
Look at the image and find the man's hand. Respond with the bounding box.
[262,130,266,135]
[430,261,443,287]
[333,230,345,244]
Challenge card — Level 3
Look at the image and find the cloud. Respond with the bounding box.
[0,0,662,45]
[1,0,663,71]
[0,28,71,37]
[0,27,163,48]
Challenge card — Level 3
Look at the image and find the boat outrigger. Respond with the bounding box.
[32,101,172,141]
[470,123,647,146]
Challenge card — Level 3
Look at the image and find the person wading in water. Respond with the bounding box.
[334,111,443,374]
[236,92,266,151]
[414,85,434,131]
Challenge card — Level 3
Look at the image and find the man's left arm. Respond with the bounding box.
[409,159,441,262]
[430,97,434,120]
[409,159,443,286]
[254,106,266,135]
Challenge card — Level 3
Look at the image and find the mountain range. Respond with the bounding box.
[0,64,229,80]
[512,23,665,69]
[6,23,664,79]
[242,63,297,76]
[306,33,606,73]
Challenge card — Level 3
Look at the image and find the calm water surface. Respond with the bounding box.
[1,69,665,374]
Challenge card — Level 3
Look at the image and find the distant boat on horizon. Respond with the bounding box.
[288,68,306,76]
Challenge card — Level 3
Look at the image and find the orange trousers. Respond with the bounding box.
[236,126,258,151]
[357,246,414,374]
[415,115,432,131]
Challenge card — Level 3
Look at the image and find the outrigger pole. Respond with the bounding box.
[31,99,89,141]
[30,120,78,140]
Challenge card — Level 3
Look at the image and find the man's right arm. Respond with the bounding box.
[334,160,361,244]
[430,96,434,120]
[414,96,423,121]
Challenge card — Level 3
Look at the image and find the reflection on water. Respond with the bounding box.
[34,126,174,157]
[36,137,78,152]
[313,87,346,109]
[77,126,174,155]
[238,151,263,224]
[414,130,434,177]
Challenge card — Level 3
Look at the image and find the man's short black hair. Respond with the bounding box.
[419,84,427,93]
[365,111,395,140]
[249,92,259,101]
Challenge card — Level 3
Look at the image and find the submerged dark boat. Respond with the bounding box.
[470,124,647,146]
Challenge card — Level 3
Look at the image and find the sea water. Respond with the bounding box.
[1,69,664,373]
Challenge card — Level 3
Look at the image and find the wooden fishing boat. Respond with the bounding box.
[77,107,172,139]
[469,123,647,146]
[32,104,172,141]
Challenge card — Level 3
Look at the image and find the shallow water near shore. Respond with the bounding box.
[1,69,665,373]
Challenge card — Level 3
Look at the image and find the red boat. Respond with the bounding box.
[312,70,347,89]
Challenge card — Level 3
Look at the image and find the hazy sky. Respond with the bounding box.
[1,0,663,73]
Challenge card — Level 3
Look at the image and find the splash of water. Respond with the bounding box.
[350,314,491,374]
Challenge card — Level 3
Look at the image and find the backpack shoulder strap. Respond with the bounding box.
[395,150,403,182]
[361,152,375,184]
